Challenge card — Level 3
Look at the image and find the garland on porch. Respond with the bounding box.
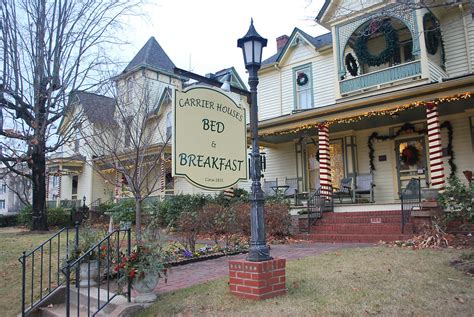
[259,92,473,138]
[367,121,456,177]
[354,20,399,67]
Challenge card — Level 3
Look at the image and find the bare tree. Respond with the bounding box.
[80,77,172,241]
[0,0,140,230]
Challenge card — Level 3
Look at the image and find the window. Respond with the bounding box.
[1,184,6,193]
[294,65,313,110]
[166,112,172,140]
[0,200,5,209]
[52,176,59,188]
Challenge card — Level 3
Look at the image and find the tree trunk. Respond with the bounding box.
[135,198,142,241]
[30,144,48,231]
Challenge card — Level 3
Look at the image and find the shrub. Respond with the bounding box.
[156,194,209,228]
[264,201,291,238]
[18,206,70,228]
[233,202,251,239]
[0,214,18,227]
[200,202,237,245]
[104,199,136,223]
[438,176,474,223]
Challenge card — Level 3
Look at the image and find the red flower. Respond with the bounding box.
[129,268,137,279]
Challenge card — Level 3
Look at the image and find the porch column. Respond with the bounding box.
[426,103,445,190]
[318,124,332,189]
[45,173,49,200]
[57,171,62,200]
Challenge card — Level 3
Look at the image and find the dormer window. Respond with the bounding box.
[294,65,313,110]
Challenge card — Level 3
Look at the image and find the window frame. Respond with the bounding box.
[293,63,314,110]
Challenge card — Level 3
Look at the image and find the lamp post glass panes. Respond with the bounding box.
[237,19,271,262]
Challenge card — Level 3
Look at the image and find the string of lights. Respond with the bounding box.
[260,92,473,138]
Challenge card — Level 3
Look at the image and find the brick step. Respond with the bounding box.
[306,216,404,225]
[303,223,412,235]
[294,233,413,243]
[322,210,402,218]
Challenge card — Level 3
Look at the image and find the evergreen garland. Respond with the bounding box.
[368,121,456,177]
[354,20,399,67]
[423,13,441,55]
[345,53,359,77]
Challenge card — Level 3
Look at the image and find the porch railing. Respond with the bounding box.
[61,228,131,317]
[340,60,422,94]
[400,178,421,234]
[19,224,79,316]
[305,186,334,233]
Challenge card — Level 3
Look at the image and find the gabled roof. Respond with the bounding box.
[207,67,248,91]
[122,36,175,75]
[71,91,116,125]
[261,28,332,68]
[316,0,331,22]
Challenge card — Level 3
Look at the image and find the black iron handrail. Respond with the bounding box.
[19,224,79,317]
[306,185,334,233]
[61,228,131,317]
[400,178,421,234]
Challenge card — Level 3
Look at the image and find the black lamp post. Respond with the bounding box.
[238,19,271,262]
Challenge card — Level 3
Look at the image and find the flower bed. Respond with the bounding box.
[165,242,248,267]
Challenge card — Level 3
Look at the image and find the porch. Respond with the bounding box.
[258,88,474,208]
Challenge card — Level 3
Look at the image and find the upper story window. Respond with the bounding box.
[1,184,6,193]
[344,18,414,77]
[0,200,5,209]
[294,65,313,110]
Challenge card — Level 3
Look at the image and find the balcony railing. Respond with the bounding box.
[340,60,422,94]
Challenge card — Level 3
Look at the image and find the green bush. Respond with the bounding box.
[104,199,136,223]
[17,206,70,228]
[0,214,18,227]
[438,176,474,223]
[155,194,209,227]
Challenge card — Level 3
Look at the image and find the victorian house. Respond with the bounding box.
[253,1,473,239]
[46,37,247,207]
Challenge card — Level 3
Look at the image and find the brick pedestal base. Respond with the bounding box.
[228,258,286,300]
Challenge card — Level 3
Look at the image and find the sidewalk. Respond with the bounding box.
[154,242,371,294]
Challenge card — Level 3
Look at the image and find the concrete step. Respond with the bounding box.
[294,233,412,243]
[37,287,143,317]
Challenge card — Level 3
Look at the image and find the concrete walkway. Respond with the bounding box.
[154,242,371,294]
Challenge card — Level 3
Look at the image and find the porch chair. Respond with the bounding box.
[354,173,375,203]
[262,178,278,196]
[333,177,353,203]
[284,177,306,205]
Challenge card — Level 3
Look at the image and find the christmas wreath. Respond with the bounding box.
[423,13,441,55]
[400,144,420,166]
[354,20,399,67]
[345,53,358,77]
[297,72,309,86]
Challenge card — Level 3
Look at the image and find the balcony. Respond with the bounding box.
[340,60,422,95]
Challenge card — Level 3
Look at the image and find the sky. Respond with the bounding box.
[116,0,328,83]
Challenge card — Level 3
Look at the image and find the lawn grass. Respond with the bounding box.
[140,247,474,316]
[0,228,53,317]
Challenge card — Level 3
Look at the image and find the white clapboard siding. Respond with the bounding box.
[261,142,298,184]
[440,113,474,183]
[286,43,316,65]
[441,15,470,78]
[356,127,397,203]
[313,53,336,107]
[280,67,295,115]
[258,71,282,121]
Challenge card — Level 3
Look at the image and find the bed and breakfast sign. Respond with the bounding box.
[173,86,247,190]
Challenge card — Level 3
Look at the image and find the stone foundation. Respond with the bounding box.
[228,258,286,300]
